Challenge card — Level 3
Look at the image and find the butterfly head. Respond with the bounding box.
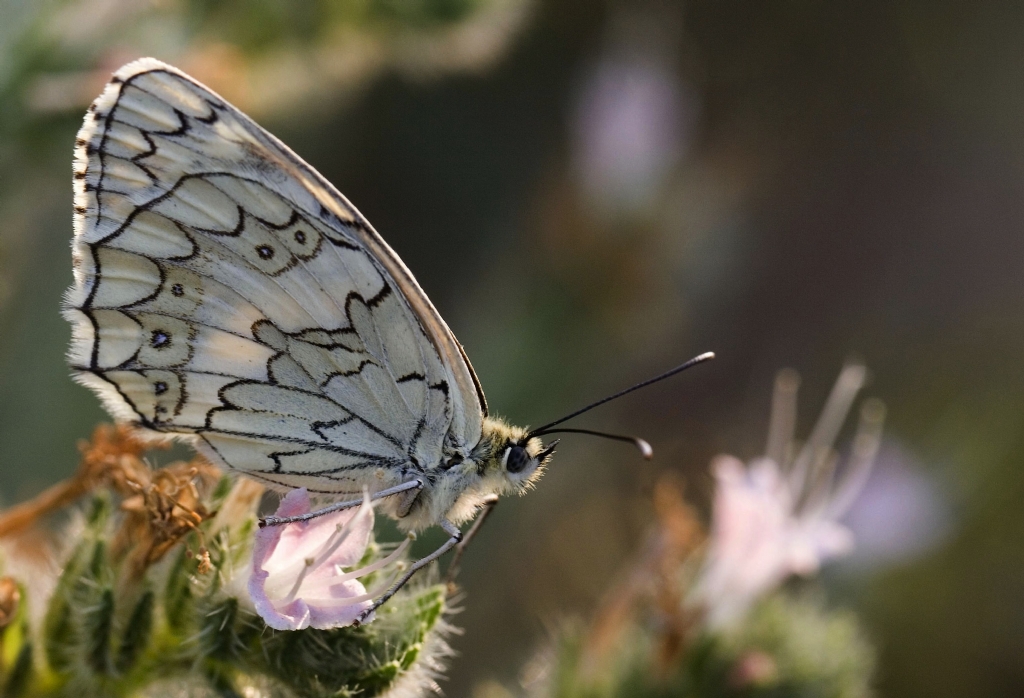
[476,417,557,495]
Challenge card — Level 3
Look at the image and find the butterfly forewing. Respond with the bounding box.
[66,58,486,494]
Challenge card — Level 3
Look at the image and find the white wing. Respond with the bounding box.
[64,58,487,495]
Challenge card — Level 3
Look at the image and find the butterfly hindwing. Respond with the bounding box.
[66,58,486,494]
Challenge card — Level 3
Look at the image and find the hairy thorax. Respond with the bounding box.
[386,416,550,531]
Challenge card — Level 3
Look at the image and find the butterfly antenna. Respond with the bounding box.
[529,428,653,459]
[527,352,715,458]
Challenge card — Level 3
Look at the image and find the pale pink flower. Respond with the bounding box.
[571,10,695,219]
[248,488,409,630]
[694,364,885,628]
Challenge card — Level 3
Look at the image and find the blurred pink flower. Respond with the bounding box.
[571,10,695,219]
[573,54,689,216]
[840,442,952,571]
[694,365,885,628]
[248,488,408,630]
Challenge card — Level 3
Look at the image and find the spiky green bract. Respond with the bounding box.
[0,477,452,698]
[528,593,875,698]
[689,594,876,698]
[1,580,34,698]
[256,584,448,697]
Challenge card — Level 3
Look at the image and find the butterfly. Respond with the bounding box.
[65,58,712,621]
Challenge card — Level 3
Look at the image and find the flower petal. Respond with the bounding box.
[307,579,373,629]
[248,565,311,631]
[249,488,379,631]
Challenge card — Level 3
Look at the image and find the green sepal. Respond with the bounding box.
[83,587,115,677]
[163,545,196,635]
[2,642,33,698]
[3,471,455,697]
[253,583,447,698]
[84,495,112,530]
[115,590,155,674]
[0,583,28,674]
[41,521,104,673]
[198,598,247,664]
[208,476,235,512]
[203,664,245,698]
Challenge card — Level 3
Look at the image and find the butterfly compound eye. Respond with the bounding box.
[504,445,530,474]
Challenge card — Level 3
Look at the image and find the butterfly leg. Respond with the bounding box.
[354,518,462,626]
[259,479,424,527]
[445,495,499,584]
[395,480,425,518]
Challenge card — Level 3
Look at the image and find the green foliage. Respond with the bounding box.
[0,479,451,698]
[0,0,506,144]
[671,595,874,698]
[533,594,875,698]
[115,591,155,674]
[182,0,483,53]
[1,580,34,698]
[257,585,446,697]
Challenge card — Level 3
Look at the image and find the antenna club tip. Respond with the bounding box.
[697,351,716,362]
[637,439,654,460]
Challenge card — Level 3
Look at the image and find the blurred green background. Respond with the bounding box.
[1,0,1023,695]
